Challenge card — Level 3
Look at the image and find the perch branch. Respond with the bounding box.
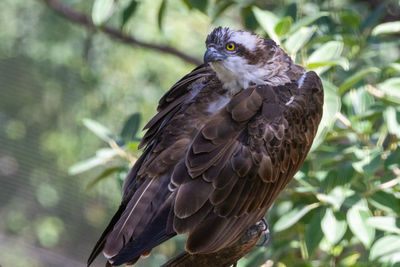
[42,0,202,66]
[161,222,267,267]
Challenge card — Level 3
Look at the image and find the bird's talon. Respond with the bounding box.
[256,218,270,247]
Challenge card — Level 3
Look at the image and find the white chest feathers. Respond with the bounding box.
[210,58,266,95]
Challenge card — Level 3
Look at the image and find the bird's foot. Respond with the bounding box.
[256,218,270,247]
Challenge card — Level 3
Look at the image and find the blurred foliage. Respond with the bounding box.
[0,0,399,266]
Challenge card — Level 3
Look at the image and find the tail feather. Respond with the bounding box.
[87,204,126,266]
[104,175,169,257]
[111,203,176,265]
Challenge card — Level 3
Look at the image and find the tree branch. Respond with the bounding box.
[42,0,202,66]
[161,222,267,267]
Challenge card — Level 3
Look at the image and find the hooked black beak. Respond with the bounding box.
[203,48,225,65]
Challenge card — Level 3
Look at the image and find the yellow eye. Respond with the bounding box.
[226,42,235,51]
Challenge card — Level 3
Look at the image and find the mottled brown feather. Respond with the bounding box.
[88,41,324,265]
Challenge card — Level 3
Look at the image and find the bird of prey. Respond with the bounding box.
[88,27,324,266]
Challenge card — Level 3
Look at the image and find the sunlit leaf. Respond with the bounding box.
[274,203,319,232]
[352,148,382,175]
[377,78,400,104]
[348,87,375,116]
[383,107,400,138]
[310,80,340,151]
[307,58,349,72]
[340,253,361,266]
[68,148,119,175]
[347,201,375,248]
[252,7,280,44]
[284,26,316,56]
[367,216,400,234]
[83,118,115,143]
[307,41,345,74]
[321,208,347,245]
[317,187,354,210]
[372,21,400,36]
[338,67,380,95]
[92,0,115,25]
[388,63,400,73]
[370,235,400,262]
[275,16,292,37]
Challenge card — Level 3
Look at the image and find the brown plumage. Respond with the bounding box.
[87,27,324,266]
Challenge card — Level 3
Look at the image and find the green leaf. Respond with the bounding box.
[307,41,345,74]
[274,16,292,37]
[384,107,400,138]
[377,78,400,104]
[211,0,234,21]
[121,0,138,28]
[388,63,400,73]
[120,113,141,142]
[305,208,324,257]
[157,0,167,30]
[273,203,319,232]
[83,118,114,142]
[347,201,375,248]
[92,0,115,25]
[369,190,400,214]
[241,6,258,31]
[340,11,362,28]
[360,2,385,31]
[372,21,400,36]
[284,26,316,56]
[340,253,361,266]
[184,0,208,13]
[317,187,355,210]
[370,235,400,261]
[252,7,280,44]
[367,216,400,234]
[352,148,382,174]
[307,58,349,71]
[289,12,329,35]
[86,167,120,190]
[68,148,119,175]
[310,80,340,151]
[281,2,297,21]
[321,208,347,245]
[338,67,380,95]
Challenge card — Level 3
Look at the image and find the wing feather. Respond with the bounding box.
[88,67,324,265]
[173,72,324,253]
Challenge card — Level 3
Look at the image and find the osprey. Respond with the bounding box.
[88,27,324,266]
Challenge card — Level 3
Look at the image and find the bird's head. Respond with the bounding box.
[204,27,297,94]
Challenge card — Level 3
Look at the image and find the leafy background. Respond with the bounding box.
[0,0,399,266]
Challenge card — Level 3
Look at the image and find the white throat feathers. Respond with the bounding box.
[206,29,297,95]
